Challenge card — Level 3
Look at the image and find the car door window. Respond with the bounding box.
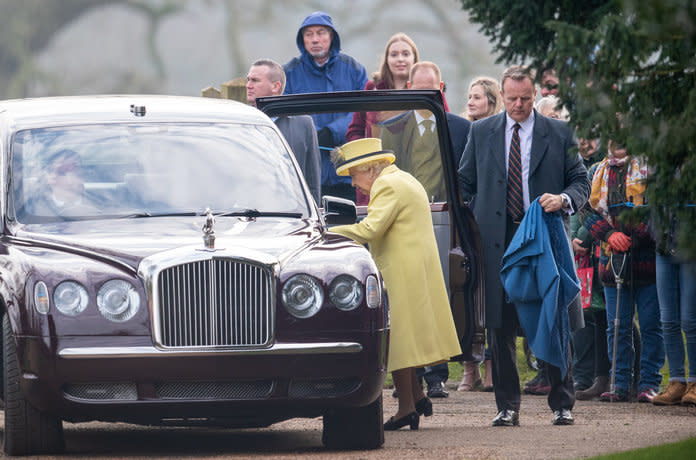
[370,109,446,203]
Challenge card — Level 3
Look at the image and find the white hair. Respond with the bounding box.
[535,95,569,121]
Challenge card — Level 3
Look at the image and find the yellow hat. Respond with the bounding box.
[333,138,395,176]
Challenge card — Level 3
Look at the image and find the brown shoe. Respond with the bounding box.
[575,375,609,400]
[681,382,696,406]
[457,361,482,391]
[653,381,687,406]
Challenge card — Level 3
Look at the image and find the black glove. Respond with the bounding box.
[317,127,334,148]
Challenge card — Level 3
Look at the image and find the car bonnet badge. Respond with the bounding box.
[202,208,215,249]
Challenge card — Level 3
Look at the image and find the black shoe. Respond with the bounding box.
[427,381,449,398]
[415,396,433,417]
[492,409,519,427]
[392,388,398,398]
[552,409,574,425]
[384,411,419,431]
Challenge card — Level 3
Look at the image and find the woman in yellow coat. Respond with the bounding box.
[330,138,461,431]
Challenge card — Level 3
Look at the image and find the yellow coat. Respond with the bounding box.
[331,165,461,372]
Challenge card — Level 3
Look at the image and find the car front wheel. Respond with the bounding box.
[3,315,64,456]
[322,394,384,450]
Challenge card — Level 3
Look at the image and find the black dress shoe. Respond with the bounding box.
[427,381,449,398]
[552,408,574,425]
[415,396,433,417]
[492,409,519,426]
[384,411,419,431]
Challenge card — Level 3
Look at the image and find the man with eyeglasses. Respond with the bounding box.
[283,11,368,201]
[540,68,560,97]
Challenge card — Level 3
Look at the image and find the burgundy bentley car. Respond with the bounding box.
[0,95,389,455]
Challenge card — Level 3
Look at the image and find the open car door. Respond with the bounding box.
[257,90,485,362]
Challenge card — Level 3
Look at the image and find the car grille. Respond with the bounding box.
[64,383,138,401]
[156,381,274,400]
[157,259,273,348]
[288,378,360,398]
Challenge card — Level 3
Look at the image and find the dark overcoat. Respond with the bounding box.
[457,110,590,329]
[275,115,321,204]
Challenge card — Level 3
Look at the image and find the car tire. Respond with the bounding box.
[322,394,384,450]
[2,315,64,455]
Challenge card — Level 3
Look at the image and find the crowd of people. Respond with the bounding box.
[244,10,696,431]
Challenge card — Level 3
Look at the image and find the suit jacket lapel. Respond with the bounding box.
[400,113,419,170]
[489,112,507,177]
[529,110,549,178]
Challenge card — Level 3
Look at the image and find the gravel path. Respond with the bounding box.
[13,385,694,459]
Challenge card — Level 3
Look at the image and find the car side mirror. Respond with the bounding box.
[322,195,357,225]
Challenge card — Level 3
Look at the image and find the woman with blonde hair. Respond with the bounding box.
[346,33,419,143]
[457,75,503,393]
[330,138,461,430]
[462,76,503,122]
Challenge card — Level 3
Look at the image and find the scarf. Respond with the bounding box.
[589,154,648,222]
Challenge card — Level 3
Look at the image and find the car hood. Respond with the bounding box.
[13,216,322,265]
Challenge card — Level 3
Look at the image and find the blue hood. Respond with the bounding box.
[296,11,341,58]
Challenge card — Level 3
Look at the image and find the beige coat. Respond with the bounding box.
[331,164,461,372]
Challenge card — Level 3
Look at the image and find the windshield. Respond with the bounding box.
[10,123,311,223]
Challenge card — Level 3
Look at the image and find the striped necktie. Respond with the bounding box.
[506,123,523,221]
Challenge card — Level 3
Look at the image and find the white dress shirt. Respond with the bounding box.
[505,112,534,211]
[504,111,573,213]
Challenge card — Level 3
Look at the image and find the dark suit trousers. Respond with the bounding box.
[491,215,575,413]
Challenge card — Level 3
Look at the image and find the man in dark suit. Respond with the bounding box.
[380,61,471,203]
[458,65,589,426]
[246,59,321,203]
[379,61,471,398]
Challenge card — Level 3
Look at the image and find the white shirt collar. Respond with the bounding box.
[505,110,535,133]
[414,110,435,125]
[414,110,435,135]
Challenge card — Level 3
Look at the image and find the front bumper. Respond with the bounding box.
[15,331,388,426]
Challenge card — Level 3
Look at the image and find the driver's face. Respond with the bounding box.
[48,157,83,195]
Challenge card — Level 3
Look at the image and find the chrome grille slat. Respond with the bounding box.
[157,259,272,348]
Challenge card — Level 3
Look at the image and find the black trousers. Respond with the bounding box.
[491,215,575,412]
[417,363,449,387]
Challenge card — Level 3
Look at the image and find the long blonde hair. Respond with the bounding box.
[463,76,503,121]
[372,33,419,89]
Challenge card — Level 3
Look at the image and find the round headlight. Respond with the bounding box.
[54,281,89,316]
[282,274,323,318]
[34,281,50,314]
[97,280,140,322]
[329,275,363,311]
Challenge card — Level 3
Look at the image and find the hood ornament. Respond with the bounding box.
[202,208,215,249]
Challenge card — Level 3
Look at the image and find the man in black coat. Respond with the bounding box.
[458,65,589,426]
[246,59,321,203]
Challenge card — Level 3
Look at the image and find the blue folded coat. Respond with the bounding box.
[500,199,580,378]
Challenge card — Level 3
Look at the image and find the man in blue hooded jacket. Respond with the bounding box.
[283,11,368,201]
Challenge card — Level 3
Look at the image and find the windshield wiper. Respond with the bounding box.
[118,211,199,219]
[215,208,303,218]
